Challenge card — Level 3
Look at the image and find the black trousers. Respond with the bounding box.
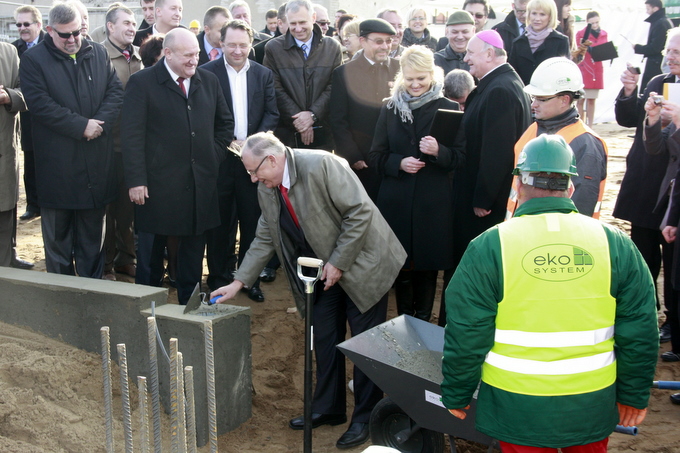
[206,154,261,290]
[137,231,205,304]
[22,146,39,213]
[104,153,135,271]
[0,208,12,267]
[311,283,388,423]
[41,207,106,278]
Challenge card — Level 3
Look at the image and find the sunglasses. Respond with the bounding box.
[316,21,330,25]
[54,28,81,39]
[16,22,36,28]
[366,37,394,46]
[471,13,487,19]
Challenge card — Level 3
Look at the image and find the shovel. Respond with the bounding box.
[297,256,324,453]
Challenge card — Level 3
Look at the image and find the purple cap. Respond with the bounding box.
[476,30,504,50]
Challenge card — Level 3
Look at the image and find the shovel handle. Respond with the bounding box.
[298,257,324,268]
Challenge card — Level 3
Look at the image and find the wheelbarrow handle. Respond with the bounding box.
[653,380,680,390]
[615,425,638,436]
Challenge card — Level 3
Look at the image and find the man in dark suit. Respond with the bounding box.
[251,2,288,65]
[138,0,155,30]
[228,0,271,45]
[261,9,278,37]
[202,20,279,301]
[133,0,182,47]
[121,28,233,304]
[196,6,231,66]
[12,5,44,222]
[492,0,528,55]
[330,19,398,202]
[441,30,531,325]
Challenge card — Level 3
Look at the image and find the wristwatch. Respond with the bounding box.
[310,112,317,123]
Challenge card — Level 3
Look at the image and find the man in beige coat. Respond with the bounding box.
[101,4,143,280]
[211,132,406,449]
[0,43,27,267]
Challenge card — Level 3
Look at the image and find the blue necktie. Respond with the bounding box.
[301,43,308,59]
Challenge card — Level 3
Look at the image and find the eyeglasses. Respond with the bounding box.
[666,48,680,57]
[530,95,559,103]
[246,155,270,176]
[470,13,487,19]
[514,9,527,14]
[54,28,81,39]
[225,43,250,50]
[316,21,330,26]
[343,33,357,40]
[410,16,426,22]
[366,37,394,46]
[15,22,36,28]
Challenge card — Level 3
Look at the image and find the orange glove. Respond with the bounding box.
[617,402,647,427]
[448,405,470,420]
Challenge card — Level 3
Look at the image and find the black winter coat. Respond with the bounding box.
[613,73,672,229]
[433,45,470,75]
[369,97,464,270]
[19,35,123,210]
[492,10,521,54]
[121,60,234,236]
[508,30,570,85]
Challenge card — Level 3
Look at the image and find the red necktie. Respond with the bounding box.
[177,77,187,97]
[209,48,219,61]
[122,49,131,62]
[280,185,300,228]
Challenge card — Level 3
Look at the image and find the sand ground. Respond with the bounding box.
[3,123,680,452]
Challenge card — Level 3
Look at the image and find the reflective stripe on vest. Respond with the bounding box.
[506,121,609,220]
[482,212,617,396]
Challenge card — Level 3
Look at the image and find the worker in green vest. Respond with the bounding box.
[441,134,658,453]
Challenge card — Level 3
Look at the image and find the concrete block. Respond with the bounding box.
[141,303,252,448]
[0,267,168,384]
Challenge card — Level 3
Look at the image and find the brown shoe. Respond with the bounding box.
[114,263,136,277]
[102,271,116,281]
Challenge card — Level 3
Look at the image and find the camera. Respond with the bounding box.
[652,95,664,105]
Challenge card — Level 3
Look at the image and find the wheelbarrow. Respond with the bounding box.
[337,315,494,453]
[338,315,673,453]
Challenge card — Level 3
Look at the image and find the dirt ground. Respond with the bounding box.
[3,122,680,452]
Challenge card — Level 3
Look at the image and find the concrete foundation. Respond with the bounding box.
[0,268,253,449]
[142,304,252,447]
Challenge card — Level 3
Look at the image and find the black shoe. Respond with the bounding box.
[660,323,672,343]
[19,210,40,221]
[671,393,680,405]
[661,351,680,362]
[288,413,346,430]
[259,267,276,282]
[247,286,265,302]
[11,257,34,269]
[336,422,369,449]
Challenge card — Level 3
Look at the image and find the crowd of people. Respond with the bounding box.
[0,0,677,451]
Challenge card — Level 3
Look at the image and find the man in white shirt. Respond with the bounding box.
[133,0,182,46]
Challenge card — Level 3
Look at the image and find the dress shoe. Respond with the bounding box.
[671,393,680,405]
[336,422,369,449]
[11,257,34,270]
[259,267,277,282]
[661,351,680,362]
[247,286,265,302]
[288,412,346,430]
[114,263,136,278]
[102,271,116,281]
[660,323,672,343]
[19,210,40,221]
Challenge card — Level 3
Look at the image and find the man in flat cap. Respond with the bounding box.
[330,18,400,201]
[435,11,475,75]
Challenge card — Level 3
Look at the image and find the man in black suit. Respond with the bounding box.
[202,20,279,301]
[330,19,398,202]
[197,6,231,66]
[122,28,234,304]
[133,0,182,47]
[261,9,278,37]
[12,5,43,222]
[251,2,288,65]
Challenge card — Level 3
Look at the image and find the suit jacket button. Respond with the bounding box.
[191,132,196,137]
[187,105,192,110]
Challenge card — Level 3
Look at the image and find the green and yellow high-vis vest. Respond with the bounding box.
[482,211,616,396]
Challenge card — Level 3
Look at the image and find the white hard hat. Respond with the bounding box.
[524,57,584,97]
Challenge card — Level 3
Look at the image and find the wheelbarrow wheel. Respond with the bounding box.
[369,396,445,453]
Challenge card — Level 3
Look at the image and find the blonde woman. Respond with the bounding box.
[508,0,570,84]
[369,46,464,322]
[401,8,437,51]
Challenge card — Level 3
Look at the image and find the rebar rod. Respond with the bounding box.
[100,327,114,453]
[147,317,162,453]
[138,376,150,453]
[170,338,180,453]
[204,321,218,453]
[184,366,197,453]
[117,343,134,453]
[178,352,187,453]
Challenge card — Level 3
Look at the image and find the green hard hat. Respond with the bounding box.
[513,134,578,177]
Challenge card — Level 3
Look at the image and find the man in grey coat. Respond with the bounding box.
[211,132,406,449]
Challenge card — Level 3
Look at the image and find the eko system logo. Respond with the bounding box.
[521,244,593,281]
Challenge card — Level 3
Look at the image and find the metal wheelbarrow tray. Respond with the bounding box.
[338,314,494,450]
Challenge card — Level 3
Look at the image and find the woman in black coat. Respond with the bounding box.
[369,45,464,322]
[508,0,570,85]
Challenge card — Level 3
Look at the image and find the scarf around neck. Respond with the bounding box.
[386,80,444,123]
[527,25,552,52]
